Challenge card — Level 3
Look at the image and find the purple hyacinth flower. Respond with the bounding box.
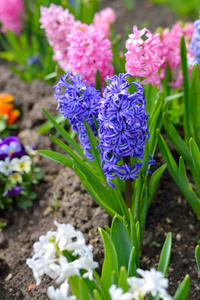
[54,72,101,160]
[5,186,24,197]
[189,18,200,66]
[98,73,153,187]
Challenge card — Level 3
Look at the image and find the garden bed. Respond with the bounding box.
[0,1,199,299]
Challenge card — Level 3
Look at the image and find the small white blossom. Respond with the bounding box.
[10,155,32,173]
[75,245,98,280]
[8,172,22,184]
[109,285,134,300]
[54,255,80,284]
[0,156,12,175]
[127,268,172,300]
[47,282,76,300]
[26,231,57,286]
[54,221,86,252]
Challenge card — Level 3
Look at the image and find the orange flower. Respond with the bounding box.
[0,93,20,125]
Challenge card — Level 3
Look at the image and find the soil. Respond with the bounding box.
[0,1,199,299]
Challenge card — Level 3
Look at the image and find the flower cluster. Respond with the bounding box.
[54,73,101,160]
[27,221,98,299]
[125,26,164,89]
[0,93,20,134]
[40,5,114,85]
[93,7,116,38]
[67,22,114,87]
[189,17,200,66]
[159,21,194,88]
[98,73,154,187]
[109,268,172,300]
[0,0,24,35]
[40,4,75,71]
[0,136,41,209]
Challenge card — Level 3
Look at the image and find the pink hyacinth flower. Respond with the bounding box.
[93,7,116,38]
[40,4,75,71]
[0,0,24,35]
[67,22,114,88]
[159,21,194,88]
[125,25,164,89]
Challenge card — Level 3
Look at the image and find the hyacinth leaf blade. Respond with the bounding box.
[157,232,172,276]
[148,94,164,156]
[73,166,123,220]
[173,275,190,300]
[83,119,105,181]
[189,138,200,183]
[38,149,77,169]
[118,266,129,292]
[78,277,92,300]
[180,35,190,144]
[163,113,192,165]
[140,182,148,241]
[189,63,200,147]
[93,289,103,300]
[95,69,101,93]
[99,228,118,292]
[195,245,200,273]
[49,134,103,181]
[157,130,200,218]
[69,276,81,300]
[149,233,172,300]
[147,164,167,208]
[178,156,200,215]
[110,216,132,270]
[42,108,84,159]
[37,113,65,134]
[131,174,143,219]
[128,210,139,269]
[127,246,136,277]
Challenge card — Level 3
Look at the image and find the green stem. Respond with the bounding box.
[123,156,132,208]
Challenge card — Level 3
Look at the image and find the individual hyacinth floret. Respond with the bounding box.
[189,17,200,66]
[54,73,101,160]
[98,73,155,187]
[26,221,98,289]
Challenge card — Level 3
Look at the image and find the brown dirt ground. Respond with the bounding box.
[0,1,200,299]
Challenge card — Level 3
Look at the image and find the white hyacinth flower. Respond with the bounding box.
[54,255,80,284]
[54,221,86,253]
[10,155,32,173]
[109,284,134,300]
[0,156,12,176]
[8,172,22,184]
[47,282,76,300]
[127,268,172,300]
[74,245,98,281]
[26,231,57,285]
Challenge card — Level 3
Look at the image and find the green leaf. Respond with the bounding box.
[163,113,192,166]
[37,113,65,134]
[118,267,129,292]
[127,247,136,277]
[189,63,200,146]
[195,245,200,273]
[180,35,190,144]
[99,228,118,291]
[37,149,74,168]
[74,166,123,220]
[147,164,167,208]
[95,69,101,93]
[157,233,172,276]
[42,109,84,158]
[110,216,132,270]
[189,138,200,182]
[173,275,190,300]
[78,277,90,300]
[93,289,103,300]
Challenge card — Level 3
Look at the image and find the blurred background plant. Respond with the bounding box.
[0,93,20,137]
[147,0,199,18]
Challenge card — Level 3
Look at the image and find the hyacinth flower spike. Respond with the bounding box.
[97,73,155,208]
